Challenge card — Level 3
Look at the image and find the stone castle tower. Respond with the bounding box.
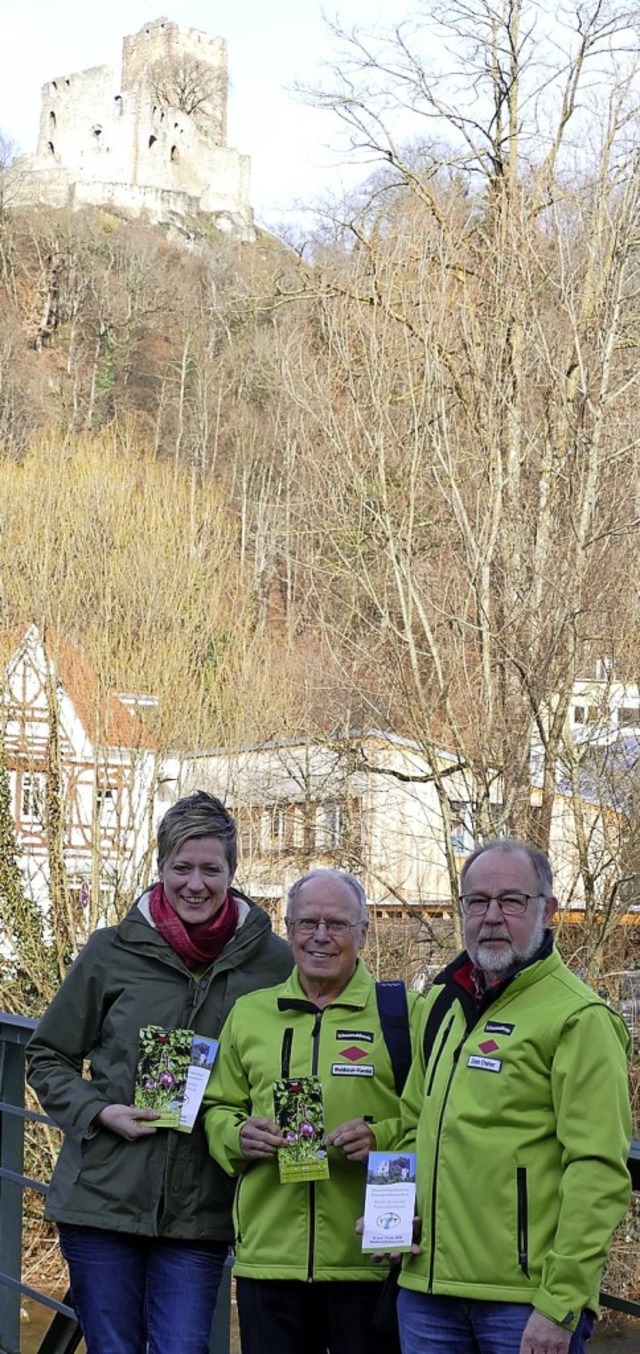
[13,17,254,239]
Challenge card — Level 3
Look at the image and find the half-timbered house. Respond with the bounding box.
[2,625,157,929]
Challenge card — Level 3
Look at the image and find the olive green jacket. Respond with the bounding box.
[26,889,292,1240]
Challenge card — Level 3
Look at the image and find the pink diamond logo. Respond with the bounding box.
[341,1046,369,1061]
[479,1039,499,1054]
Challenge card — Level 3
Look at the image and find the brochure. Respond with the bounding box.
[361,1150,417,1252]
[135,1026,219,1132]
[273,1075,330,1183]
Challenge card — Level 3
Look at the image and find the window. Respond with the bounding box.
[316,800,343,851]
[267,804,285,848]
[313,798,363,854]
[619,706,639,728]
[260,804,302,854]
[97,787,117,825]
[573,706,586,725]
[449,801,474,855]
[21,772,45,821]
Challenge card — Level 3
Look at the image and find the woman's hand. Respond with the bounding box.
[239,1116,285,1159]
[96,1104,161,1140]
[325,1118,375,1160]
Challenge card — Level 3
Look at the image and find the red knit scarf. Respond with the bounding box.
[149,881,239,968]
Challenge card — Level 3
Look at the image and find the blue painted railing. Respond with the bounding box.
[0,1013,231,1354]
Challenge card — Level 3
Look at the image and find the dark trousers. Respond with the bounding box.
[236,1276,383,1354]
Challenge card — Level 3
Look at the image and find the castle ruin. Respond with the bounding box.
[12,17,255,239]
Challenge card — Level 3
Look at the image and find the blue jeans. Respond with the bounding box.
[397,1291,595,1354]
[58,1223,228,1354]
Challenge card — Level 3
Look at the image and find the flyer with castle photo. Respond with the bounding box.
[361,1151,417,1252]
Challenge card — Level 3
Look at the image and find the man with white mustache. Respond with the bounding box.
[203,867,425,1354]
[396,838,632,1354]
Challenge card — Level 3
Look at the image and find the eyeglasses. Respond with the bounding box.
[287,918,363,936]
[458,892,541,917]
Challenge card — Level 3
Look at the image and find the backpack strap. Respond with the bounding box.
[376,979,412,1095]
[422,985,459,1067]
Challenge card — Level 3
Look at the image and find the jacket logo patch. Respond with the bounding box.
[336,1030,374,1042]
[484,1021,514,1035]
[331,1063,374,1077]
[467,1054,502,1073]
[340,1046,370,1062]
[478,1039,499,1054]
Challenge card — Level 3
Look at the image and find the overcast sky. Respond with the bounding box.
[0,1,411,229]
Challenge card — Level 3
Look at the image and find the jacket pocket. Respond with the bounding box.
[425,1014,455,1096]
[516,1166,529,1278]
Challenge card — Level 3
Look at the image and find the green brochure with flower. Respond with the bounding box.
[273,1075,329,1183]
[135,1026,219,1131]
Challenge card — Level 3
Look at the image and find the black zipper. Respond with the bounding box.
[308,1010,324,1281]
[425,1014,455,1097]
[516,1167,529,1277]
[427,1034,465,1290]
[235,1172,244,1244]
[310,1010,323,1075]
[281,1027,294,1078]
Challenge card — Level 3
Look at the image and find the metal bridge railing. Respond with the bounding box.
[0,1013,231,1354]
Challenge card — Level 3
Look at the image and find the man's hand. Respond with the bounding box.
[520,1311,572,1354]
[326,1118,375,1160]
[96,1104,160,1140]
[239,1116,285,1159]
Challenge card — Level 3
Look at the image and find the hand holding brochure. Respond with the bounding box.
[361,1151,417,1252]
[273,1075,330,1183]
[135,1026,219,1132]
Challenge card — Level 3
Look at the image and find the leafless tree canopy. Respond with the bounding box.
[147,56,225,136]
[2,1,640,981]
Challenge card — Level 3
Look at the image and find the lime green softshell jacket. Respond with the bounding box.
[398,946,632,1330]
[203,960,426,1280]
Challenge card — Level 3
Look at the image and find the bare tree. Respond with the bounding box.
[147,56,225,140]
[278,0,640,942]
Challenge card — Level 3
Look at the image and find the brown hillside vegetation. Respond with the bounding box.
[1,0,640,963]
[2,2,640,1315]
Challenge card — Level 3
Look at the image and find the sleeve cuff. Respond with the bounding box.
[532,1292,579,1330]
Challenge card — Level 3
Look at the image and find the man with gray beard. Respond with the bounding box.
[395,839,631,1354]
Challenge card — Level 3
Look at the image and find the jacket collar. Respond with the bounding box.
[437,929,556,1008]
[134,885,252,931]
[277,958,373,1012]
[116,885,273,972]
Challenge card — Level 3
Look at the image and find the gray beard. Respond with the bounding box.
[473,908,546,977]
